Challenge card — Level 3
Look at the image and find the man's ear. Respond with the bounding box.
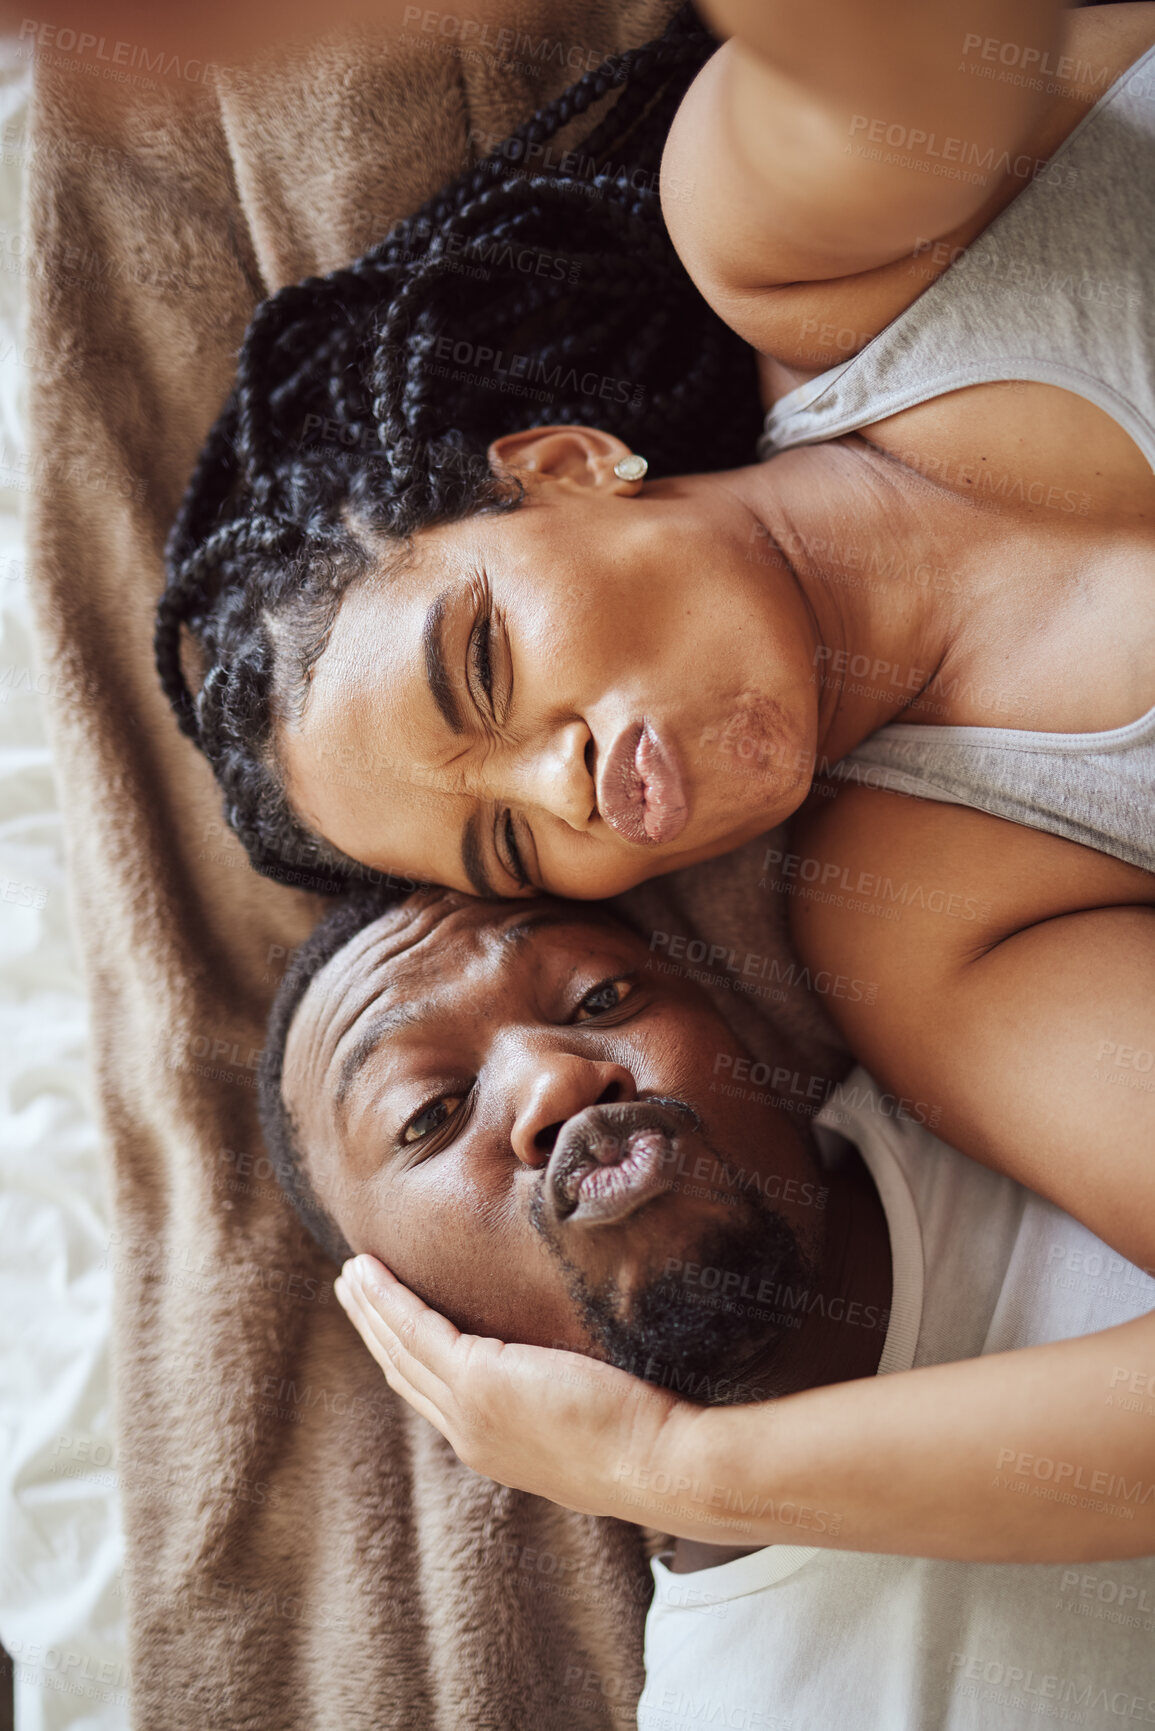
[487,425,645,495]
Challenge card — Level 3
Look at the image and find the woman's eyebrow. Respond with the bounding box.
[422,590,463,733]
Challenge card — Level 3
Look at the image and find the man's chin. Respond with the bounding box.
[560,1200,817,1406]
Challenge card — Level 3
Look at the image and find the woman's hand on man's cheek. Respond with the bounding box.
[334,1254,696,1522]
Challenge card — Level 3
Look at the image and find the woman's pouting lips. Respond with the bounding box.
[598,719,689,846]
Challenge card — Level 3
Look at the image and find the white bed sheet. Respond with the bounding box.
[0,43,130,1731]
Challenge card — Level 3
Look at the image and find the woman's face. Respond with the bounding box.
[278,426,820,899]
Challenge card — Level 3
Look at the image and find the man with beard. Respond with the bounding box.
[262,884,892,1412]
[264,885,1155,1730]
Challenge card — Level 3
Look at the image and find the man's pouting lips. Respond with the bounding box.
[282,889,892,1403]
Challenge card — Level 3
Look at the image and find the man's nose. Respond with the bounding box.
[505,720,596,832]
[507,1048,638,1167]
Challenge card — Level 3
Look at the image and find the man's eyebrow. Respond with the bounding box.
[498,909,593,946]
[423,590,463,734]
[331,908,615,1124]
[335,1002,430,1116]
[461,811,497,898]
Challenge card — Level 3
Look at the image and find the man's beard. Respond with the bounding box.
[533,1178,817,1408]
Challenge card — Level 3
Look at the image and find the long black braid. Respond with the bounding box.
[156,2,764,896]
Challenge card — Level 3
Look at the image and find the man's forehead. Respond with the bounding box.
[301,892,477,1046]
[295,891,631,1071]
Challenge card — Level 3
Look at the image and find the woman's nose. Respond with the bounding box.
[505,720,595,831]
[507,1049,638,1168]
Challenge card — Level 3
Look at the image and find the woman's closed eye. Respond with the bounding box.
[467,591,513,724]
[469,610,495,716]
[466,595,532,892]
[498,809,531,889]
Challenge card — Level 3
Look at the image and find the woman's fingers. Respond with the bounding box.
[332,1255,695,1515]
[335,1268,460,1435]
[336,1259,445,1377]
[335,1255,501,1442]
[343,1256,461,1376]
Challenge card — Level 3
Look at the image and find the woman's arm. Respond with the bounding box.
[693,0,1063,131]
[669,1306,1155,1561]
[788,788,1155,1271]
[336,1257,1155,1561]
[659,2,1152,348]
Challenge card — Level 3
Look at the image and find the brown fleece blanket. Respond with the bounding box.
[23,10,848,1727]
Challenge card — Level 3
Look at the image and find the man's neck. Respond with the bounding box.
[729,1126,894,1402]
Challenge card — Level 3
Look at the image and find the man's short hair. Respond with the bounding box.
[258,887,404,1266]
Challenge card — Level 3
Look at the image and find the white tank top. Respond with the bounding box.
[758,48,1155,869]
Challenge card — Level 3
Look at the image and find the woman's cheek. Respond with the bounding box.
[545,838,652,901]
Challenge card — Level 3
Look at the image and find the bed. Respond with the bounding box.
[3,9,851,1725]
[0,43,128,1729]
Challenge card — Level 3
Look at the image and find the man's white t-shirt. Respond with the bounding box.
[637,1067,1155,1731]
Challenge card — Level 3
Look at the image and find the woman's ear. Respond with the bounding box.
[487,425,645,495]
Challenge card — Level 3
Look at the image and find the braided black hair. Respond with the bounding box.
[157,2,763,895]
[258,885,405,1264]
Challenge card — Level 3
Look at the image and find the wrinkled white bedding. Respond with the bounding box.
[0,44,130,1730]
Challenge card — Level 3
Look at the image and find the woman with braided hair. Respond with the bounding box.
[159,0,1155,1293]
[155,0,766,898]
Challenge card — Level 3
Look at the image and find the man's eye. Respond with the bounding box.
[402,1096,464,1144]
[573,979,633,1021]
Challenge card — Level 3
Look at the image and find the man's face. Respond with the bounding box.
[285,891,820,1385]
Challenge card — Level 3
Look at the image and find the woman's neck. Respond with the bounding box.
[731,439,1017,759]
